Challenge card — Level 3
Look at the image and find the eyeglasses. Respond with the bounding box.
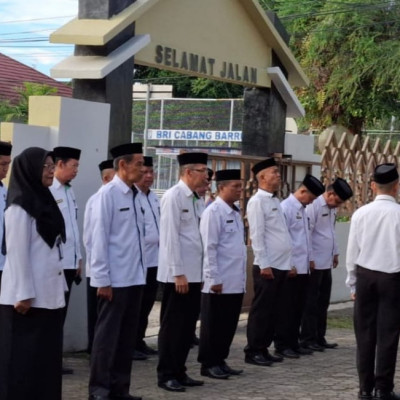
[191,168,208,174]
[43,163,56,171]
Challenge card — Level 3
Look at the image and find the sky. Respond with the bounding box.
[0,0,78,79]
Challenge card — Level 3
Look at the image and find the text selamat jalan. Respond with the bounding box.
[155,45,258,84]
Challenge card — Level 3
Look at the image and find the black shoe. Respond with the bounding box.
[319,340,338,349]
[275,349,300,359]
[358,390,373,400]
[304,343,325,352]
[137,342,158,355]
[201,365,230,379]
[220,363,243,375]
[158,379,186,392]
[177,375,204,386]
[263,350,283,362]
[132,350,148,360]
[374,389,400,400]
[244,353,273,367]
[294,346,313,355]
[88,396,109,400]
[110,395,142,400]
[62,366,74,375]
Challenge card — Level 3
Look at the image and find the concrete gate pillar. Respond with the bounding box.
[73,0,136,150]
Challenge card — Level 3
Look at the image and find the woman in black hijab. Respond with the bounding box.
[0,147,67,400]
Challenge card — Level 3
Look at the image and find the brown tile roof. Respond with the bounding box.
[0,53,72,104]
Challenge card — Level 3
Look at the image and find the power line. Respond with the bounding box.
[0,15,74,24]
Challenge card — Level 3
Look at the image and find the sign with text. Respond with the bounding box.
[148,129,242,142]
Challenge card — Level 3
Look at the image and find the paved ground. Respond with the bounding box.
[62,303,398,400]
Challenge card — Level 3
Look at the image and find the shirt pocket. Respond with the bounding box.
[180,209,192,222]
[224,220,238,233]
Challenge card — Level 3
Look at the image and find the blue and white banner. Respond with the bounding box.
[147,129,242,142]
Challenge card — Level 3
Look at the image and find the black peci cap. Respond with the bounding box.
[0,141,12,156]
[53,146,81,160]
[110,143,143,158]
[332,177,353,201]
[98,159,114,171]
[143,156,153,167]
[251,158,276,176]
[177,152,208,166]
[302,174,325,197]
[373,163,399,184]
[215,169,241,182]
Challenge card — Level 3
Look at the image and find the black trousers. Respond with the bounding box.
[275,274,309,351]
[63,268,76,325]
[89,285,143,397]
[157,282,201,383]
[301,268,332,345]
[0,305,63,400]
[246,266,288,353]
[198,292,243,367]
[86,278,98,353]
[354,266,400,393]
[136,266,158,349]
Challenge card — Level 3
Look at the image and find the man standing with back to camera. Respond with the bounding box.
[347,163,400,400]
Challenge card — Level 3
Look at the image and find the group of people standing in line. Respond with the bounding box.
[0,141,399,400]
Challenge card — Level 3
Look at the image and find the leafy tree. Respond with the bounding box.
[0,82,57,123]
[259,0,400,134]
[134,66,244,99]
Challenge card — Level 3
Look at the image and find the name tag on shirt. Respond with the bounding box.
[119,207,130,212]
[182,209,189,213]
[56,199,63,204]
[226,220,233,223]
[322,213,329,217]
[272,208,278,211]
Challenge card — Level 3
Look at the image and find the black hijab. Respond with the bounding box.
[7,147,66,248]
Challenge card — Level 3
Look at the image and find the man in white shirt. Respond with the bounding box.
[50,146,82,375]
[301,177,353,351]
[198,169,246,379]
[88,143,145,400]
[0,141,12,289]
[133,156,160,360]
[83,159,115,354]
[275,174,325,359]
[244,158,292,367]
[157,152,209,393]
[346,164,400,400]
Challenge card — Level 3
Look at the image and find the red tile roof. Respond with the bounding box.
[0,53,72,104]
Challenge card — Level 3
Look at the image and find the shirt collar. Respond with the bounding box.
[375,194,397,203]
[257,188,275,198]
[113,174,132,194]
[178,179,195,198]
[52,177,63,189]
[215,196,237,215]
[286,193,304,210]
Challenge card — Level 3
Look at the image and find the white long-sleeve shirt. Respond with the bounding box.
[281,193,312,274]
[200,197,247,293]
[83,189,100,278]
[0,205,67,309]
[135,186,160,268]
[346,195,400,291]
[306,194,338,270]
[90,174,145,288]
[157,180,203,283]
[50,177,81,269]
[246,188,292,270]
